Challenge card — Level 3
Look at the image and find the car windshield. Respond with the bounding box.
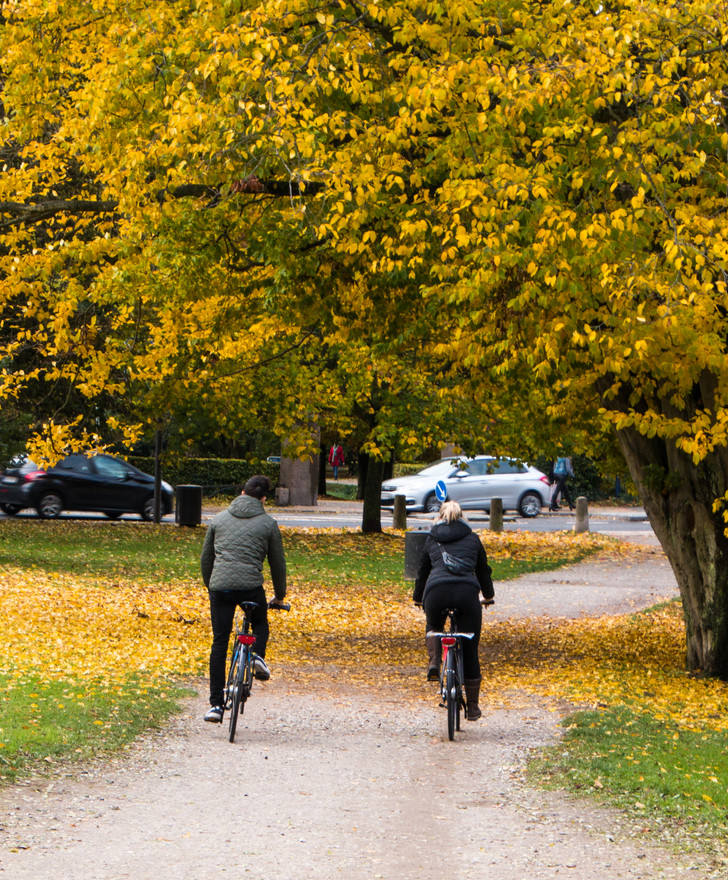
[417,459,464,478]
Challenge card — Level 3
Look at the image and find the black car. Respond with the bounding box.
[0,453,174,520]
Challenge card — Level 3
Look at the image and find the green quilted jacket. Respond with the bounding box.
[200,495,287,599]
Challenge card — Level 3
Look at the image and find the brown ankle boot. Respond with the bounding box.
[465,678,482,720]
[426,636,441,681]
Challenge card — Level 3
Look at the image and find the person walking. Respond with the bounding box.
[549,455,575,511]
[413,501,494,721]
[328,442,345,480]
[200,474,288,723]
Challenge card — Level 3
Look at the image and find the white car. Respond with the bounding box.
[380,456,551,517]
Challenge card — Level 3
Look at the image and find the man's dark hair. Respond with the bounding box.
[243,474,271,500]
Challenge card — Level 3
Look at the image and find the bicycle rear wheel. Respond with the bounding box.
[228,648,246,742]
[456,648,464,732]
[223,643,240,716]
[445,651,457,741]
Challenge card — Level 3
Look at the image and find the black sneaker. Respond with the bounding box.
[253,656,271,681]
[427,667,440,682]
[204,705,223,723]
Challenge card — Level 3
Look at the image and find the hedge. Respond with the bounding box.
[128,457,279,497]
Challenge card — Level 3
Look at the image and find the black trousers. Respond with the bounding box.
[208,586,269,706]
[552,475,574,508]
[424,583,482,679]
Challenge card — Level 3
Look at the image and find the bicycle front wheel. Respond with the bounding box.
[228,648,246,742]
[445,652,457,741]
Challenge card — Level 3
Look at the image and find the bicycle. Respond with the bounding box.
[222,600,290,743]
[427,608,474,741]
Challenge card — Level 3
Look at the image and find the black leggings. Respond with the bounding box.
[208,586,269,706]
[553,475,573,507]
[424,583,482,679]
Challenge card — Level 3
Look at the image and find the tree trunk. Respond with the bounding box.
[153,428,163,524]
[318,443,327,497]
[361,454,383,533]
[616,425,728,679]
[356,453,367,501]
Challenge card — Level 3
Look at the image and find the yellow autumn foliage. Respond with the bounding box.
[1,527,727,745]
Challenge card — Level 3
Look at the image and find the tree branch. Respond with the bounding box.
[0,177,328,229]
[0,198,118,229]
[213,325,321,379]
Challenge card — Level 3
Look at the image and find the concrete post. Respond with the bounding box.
[574,496,589,533]
[393,494,407,529]
[490,497,503,532]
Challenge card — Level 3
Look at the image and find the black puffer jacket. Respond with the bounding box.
[412,519,494,604]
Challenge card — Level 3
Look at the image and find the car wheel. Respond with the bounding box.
[424,493,441,513]
[37,492,63,519]
[141,497,155,521]
[0,503,22,515]
[518,491,542,518]
[103,511,122,520]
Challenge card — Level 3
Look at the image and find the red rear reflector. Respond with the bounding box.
[441,637,456,647]
[237,634,256,645]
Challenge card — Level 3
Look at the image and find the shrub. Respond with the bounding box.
[127,457,279,497]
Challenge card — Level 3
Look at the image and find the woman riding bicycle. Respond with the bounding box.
[413,501,494,721]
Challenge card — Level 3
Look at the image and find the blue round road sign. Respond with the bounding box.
[435,480,448,502]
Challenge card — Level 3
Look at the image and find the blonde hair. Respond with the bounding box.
[436,500,464,523]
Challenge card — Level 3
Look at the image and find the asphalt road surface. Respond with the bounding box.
[0,503,655,543]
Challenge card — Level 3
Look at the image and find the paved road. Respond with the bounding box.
[264,501,657,544]
[0,501,656,542]
[271,506,653,539]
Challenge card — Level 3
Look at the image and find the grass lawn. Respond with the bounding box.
[529,706,728,858]
[0,518,601,590]
[0,519,602,782]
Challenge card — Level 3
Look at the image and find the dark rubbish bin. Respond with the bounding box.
[404,530,429,580]
[176,484,203,527]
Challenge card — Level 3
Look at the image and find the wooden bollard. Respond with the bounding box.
[490,497,503,532]
[574,496,589,533]
[393,493,407,529]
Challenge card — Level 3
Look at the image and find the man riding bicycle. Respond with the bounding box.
[201,474,288,723]
[413,501,494,721]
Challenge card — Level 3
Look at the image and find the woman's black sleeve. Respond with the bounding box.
[412,540,433,603]
[476,542,494,600]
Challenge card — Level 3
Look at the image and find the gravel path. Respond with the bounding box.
[2,550,720,879]
[491,548,677,621]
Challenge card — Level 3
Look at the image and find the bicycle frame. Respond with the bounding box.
[220,599,290,743]
[225,633,256,697]
[223,603,258,742]
[427,609,474,741]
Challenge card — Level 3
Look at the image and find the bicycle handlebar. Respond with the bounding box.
[426,630,475,639]
[268,600,291,611]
